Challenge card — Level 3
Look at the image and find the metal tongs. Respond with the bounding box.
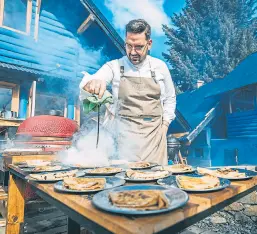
[96,105,100,148]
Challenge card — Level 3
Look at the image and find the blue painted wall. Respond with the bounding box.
[0,0,123,120]
[211,138,257,166]
[0,0,122,84]
[227,109,257,138]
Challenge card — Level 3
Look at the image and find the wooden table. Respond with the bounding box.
[0,118,24,127]
[6,165,257,234]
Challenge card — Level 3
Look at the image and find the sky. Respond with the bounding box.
[93,0,186,59]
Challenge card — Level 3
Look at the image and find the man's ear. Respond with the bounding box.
[147,39,153,51]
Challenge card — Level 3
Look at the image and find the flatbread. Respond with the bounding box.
[176,175,220,190]
[29,170,78,181]
[32,165,63,172]
[162,164,193,173]
[129,162,151,169]
[87,167,123,174]
[109,190,169,210]
[197,167,246,179]
[63,177,106,191]
[16,160,53,167]
[126,170,169,180]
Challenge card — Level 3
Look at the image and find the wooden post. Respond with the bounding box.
[34,0,42,41]
[5,174,25,234]
[77,14,95,34]
[228,93,232,114]
[11,85,20,114]
[0,0,5,26]
[31,81,36,117]
[75,100,80,126]
[67,218,80,234]
[26,0,33,35]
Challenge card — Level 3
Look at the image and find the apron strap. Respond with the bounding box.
[119,57,156,82]
[149,58,157,83]
[120,66,125,77]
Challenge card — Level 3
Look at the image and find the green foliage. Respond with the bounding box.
[163,0,257,91]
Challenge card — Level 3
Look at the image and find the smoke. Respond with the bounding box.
[59,112,116,167]
[60,130,114,167]
[58,98,144,166]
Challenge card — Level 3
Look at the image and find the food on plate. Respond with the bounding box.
[129,161,151,169]
[63,177,106,191]
[176,175,220,190]
[28,170,78,181]
[87,167,123,174]
[16,160,53,167]
[197,167,246,179]
[126,169,169,180]
[71,163,94,168]
[32,165,63,172]
[162,164,193,173]
[109,190,169,210]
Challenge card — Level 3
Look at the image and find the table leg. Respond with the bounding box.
[68,217,80,234]
[5,174,25,234]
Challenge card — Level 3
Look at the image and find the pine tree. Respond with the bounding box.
[163,0,257,91]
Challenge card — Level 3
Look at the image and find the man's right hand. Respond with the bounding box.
[83,79,106,99]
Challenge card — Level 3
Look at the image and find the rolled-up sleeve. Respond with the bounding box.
[162,63,176,124]
[79,62,114,101]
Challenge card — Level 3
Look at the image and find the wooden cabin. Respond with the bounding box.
[169,52,257,167]
[0,0,125,147]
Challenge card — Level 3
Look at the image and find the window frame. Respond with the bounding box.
[230,86,256,113]
[0,0,33,35]
[0,81,20,115]
[34,92,68,118]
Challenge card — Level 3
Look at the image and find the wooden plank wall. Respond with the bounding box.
[227,109,257,138]
[0,0,121,83]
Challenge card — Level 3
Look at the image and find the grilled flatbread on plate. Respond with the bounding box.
[162,164,193,173]
[32,165,63,172]
[129,162,151,169]
[29,170,78,181]
[126,170,169,180]
[17,160,52,167]
[87,167,123,174]
[63,177,106,191]
[109,190,169,210]
[176,175,220,190]
[197,167,246,179]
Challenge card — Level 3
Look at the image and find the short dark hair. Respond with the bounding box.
[126,19,151,40]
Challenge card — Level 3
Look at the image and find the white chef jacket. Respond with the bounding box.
[79,55,176,124]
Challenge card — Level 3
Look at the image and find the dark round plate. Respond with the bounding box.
[128,162,159,170]
[54,176,125,193]
[152,165,196,174]
[25,170,85,182]
[157,175,231,192]
[115,170,172,182]
[92,184,189,215]
[203,167,257,180]
[22,166,71,173]
[84,168,124,176]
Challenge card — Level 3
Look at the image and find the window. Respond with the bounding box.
[0,87,12,114]
[231,87,256,113]
[35,93,67,117]
[0,0,32,34]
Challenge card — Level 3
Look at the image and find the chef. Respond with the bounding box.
[79,19,176,165]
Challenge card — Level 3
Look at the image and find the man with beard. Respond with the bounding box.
[79,19,176,165]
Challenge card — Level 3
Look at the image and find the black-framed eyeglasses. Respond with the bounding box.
[125,43,148,52]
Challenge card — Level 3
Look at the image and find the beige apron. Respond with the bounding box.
[117,60,168,165]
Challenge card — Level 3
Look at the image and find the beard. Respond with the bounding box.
[127,53,147,65]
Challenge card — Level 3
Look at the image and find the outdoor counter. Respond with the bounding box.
[5,165,257,234]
